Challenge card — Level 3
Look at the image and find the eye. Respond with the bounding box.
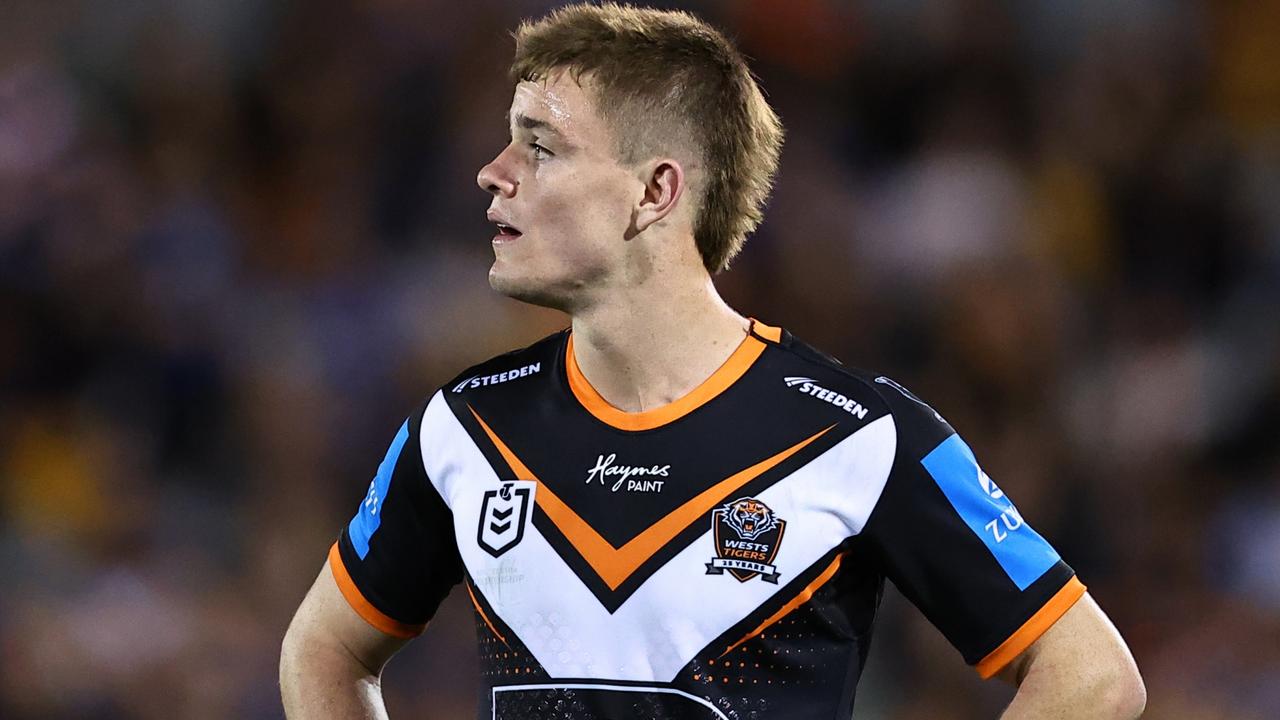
[529,142,553,160]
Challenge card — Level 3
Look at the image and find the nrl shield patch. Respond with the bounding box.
[478,481,535,558]
[706,497,786,584]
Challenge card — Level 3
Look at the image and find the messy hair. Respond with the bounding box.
[510,2,784,273]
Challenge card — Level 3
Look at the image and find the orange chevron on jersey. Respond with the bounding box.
[470,404,834,590]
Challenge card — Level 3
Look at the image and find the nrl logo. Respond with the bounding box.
[706,497,786,584]
[477,481,535,558]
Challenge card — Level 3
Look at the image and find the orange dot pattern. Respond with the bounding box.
[473,605,546,682]
[470,577,872,718]
[674,596,869,718]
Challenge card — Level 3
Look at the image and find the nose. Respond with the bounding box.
[477,148,517,198]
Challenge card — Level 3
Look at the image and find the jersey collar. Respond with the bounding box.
[564,319,782,432]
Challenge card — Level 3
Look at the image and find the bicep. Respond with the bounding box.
[996,592,1140,689]
[286,561,411,675]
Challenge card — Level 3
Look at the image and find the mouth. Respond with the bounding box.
[494,223,523,241]
[489,211,524,244]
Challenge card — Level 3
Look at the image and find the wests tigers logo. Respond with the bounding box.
[706,497,786,584]
[724,498,780,540]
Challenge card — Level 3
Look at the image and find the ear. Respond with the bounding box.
[633,159,686,234]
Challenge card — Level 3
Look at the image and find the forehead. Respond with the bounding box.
[509,72,612,147]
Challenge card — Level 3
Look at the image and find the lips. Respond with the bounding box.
[487,209,523,243]
[495,222,522,238]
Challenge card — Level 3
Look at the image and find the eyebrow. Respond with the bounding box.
[506,111,564,137]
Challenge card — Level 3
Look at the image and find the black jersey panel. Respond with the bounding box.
[336,403,463,627]
[667,539,883,720]
[861,376,1077,666]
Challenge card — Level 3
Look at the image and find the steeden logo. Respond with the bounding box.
[784,376,869,419]
[453,362,542,393]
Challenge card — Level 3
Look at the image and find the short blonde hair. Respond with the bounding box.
[511,3,784,273]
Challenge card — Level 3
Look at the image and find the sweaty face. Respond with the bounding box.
[476,73,639,310]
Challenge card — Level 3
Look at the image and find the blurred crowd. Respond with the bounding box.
[2,1,1278,718]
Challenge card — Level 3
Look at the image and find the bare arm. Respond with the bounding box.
[280,563,411,719]
[997,592,1145,719]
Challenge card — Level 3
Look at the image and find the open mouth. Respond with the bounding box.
[494,222,523,242]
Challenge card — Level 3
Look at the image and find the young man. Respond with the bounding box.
[280,4,1145,719]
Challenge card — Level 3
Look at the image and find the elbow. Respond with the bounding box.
[1097,658,1147,719]
[280,615,324,687]
[1116,673,1147,719]
[279,622,305,686]
[280,614,383,680]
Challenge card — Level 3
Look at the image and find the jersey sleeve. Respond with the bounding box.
[329,403,463,638]
[861,377,1085,678]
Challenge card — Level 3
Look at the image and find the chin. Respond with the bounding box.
[488,265,572,311]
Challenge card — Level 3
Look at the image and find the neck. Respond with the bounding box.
[570,271,749,414]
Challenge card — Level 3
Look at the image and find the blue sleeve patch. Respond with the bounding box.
[920,434,1059,591]
[348,420,411,560]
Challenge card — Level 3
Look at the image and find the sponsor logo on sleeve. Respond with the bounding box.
[348,420,410,560]
[920,435,1058,590]
[706,497,786,584]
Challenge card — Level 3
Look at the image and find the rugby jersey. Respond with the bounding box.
[329,320,1085,719]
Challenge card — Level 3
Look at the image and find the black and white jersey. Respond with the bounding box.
[329,321,1085,719]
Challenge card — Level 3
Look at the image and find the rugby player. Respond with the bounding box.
[280,4,1145,718]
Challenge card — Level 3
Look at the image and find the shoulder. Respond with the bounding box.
[768,328,953,449]
[434,328,566,402]
[403,329,567,446]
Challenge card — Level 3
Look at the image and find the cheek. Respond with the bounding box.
[581,175,635,235]
[538,172,633,247]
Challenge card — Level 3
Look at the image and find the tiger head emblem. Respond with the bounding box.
[725,498,779,541]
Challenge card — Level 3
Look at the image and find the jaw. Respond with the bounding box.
[488,259,582,314]
[488,234,618,313]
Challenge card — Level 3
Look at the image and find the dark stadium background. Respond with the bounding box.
[2,1,1278,718]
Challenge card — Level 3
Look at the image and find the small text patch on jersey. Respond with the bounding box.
[452,362,542,393]
[920,434,1059,590]
[707,497,786,583]
[477,481,535,557]
[785,376,869,419]
[348,419,410,559]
